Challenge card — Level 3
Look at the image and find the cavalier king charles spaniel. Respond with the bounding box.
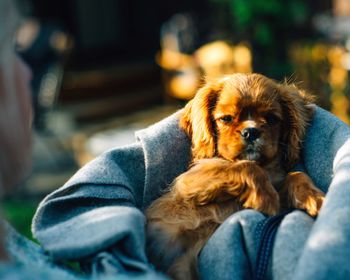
[146,73,325,279]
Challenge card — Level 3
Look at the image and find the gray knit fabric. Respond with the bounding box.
[2,221,84,280]
[29,106,350,279]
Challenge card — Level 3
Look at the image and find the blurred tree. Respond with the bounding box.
[209,0,311,79]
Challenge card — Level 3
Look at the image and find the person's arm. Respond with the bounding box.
[32,143,151,272]
[293,106,350,279]
[32,111,191,277]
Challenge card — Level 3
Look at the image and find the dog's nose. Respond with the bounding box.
[241,127,261,142]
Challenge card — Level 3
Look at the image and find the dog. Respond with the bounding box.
[146,73,325,279]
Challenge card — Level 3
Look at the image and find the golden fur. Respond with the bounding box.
[146,73,325,279]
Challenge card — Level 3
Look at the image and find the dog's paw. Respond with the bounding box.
[283,172,325,217]
[223,161,280,216]
[242,180,280,216]
[231,160,280,216]
[293,186,325,217]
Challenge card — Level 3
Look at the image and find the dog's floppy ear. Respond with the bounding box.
[279,84,315,170]
[180,82,221,160]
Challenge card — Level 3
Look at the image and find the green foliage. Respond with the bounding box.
[2,200,82,272]
[209,0,310,78]
[221,0,309,45]
[2,200,38,242]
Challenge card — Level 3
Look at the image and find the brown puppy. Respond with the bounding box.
[146,73,325,279]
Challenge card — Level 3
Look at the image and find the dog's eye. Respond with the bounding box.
[219,115,234,124]
[219,115,233,124]
[265,113,280,125]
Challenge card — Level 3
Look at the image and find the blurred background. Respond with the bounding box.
[4,0,350,239]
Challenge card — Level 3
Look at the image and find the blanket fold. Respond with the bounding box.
[31,106,350,279]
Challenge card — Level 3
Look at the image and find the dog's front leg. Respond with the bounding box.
[227,160,280,216]
[174,158,280,216]
[279,171,324,217]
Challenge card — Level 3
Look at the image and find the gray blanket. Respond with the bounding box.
[31,106,350,279]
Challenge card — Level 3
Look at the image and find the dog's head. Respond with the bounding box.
[180,73,314,170]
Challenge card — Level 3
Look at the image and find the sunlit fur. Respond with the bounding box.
[146,73,325,279]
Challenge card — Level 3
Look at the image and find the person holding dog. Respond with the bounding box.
[32,68,350,279]
[0,0,344,278]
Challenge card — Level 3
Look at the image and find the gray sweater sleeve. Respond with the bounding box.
[271,106,350,280]
[293,107,350,279]
[32,143,148,262]
[31,112,191,277]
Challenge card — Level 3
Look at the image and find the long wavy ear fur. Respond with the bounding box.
[180,82,221,160]
[279,84,315,170]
